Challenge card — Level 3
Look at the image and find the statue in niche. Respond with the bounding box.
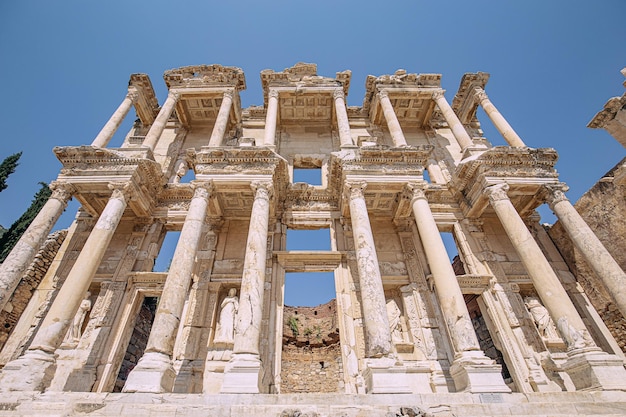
[215,288,239,343]
[386,298,404,344]
[171,158,188,183]
[64,292,92,344]
[524,296,559,341]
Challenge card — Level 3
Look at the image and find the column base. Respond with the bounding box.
[0,349,56,392]
[122,351,175,393]
[449,351,511,393]
[362,357,412,394]
[220,353,262,393]
[562,349,626,391]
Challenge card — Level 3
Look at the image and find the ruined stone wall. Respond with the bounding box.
[281,300,342,393]
[548,158,626,352]
[0,230,67,351]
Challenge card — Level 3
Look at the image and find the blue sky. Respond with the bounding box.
[0,1,624,306]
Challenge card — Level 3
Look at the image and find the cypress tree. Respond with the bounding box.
[0,182,52,262]
[0,152,22,193]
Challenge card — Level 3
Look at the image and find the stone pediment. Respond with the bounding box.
[163,64,246,90]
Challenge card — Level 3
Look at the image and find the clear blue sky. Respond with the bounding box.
[1,1,624,306]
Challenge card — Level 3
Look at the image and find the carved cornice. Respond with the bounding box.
[450,72,489,125]
[363,70,441,113]
[587,94,626,129]
[193,147,285,176]
[260,62,351,107]
[163,64,245,91]
[129,73,159,124]
[339,145,434,174]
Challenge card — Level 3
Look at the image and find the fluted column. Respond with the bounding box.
[123,182,212,393]
[544,184,626,319]
[263,89,279,147]
[208,90,234,147]
[474,88,525,147]
[432,91,473,151]
[334,89,354,148]
[346,181,392,357]
[142,90,180,151]
[485,183,595,351]
[407,183,481,354]
[0,183,130,391]
[91,88,139,148]
[0,182,74,312]
[377,91,407,147]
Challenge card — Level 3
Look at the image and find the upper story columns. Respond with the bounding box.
[333,89,355,148]
[91,88,139,148]
[143,89,181,151]
[377,91,408,147]
[208,89,235,147]
[263,90,279,147]
[432,90,473,151]
[473,88,526,147]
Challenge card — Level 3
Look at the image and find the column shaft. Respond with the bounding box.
[475,89,525,147]
[486,184,593,349]
[233,181,272,355]
[29,185,128,353]
[378,91,407,147]
[334,90,353,148]
[0,183,73,312]
[347,182,392,357]
[263,90,279,147]
[409,186,480,353]
[432,91,473,151]
[91,89,138,148]
[143,90,179,151]
[144,183,211,355]
[208,90,234,147]
[547,187,626,319]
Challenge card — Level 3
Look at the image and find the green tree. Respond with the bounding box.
[0,182,51,262]
[0,152,22,193]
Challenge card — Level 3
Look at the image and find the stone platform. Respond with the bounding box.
[0,392,626,416]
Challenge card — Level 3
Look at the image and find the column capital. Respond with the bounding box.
[167,89,181,101]
[108,182,133,201]
[377,90,389,100]
[405,181,428,202]
[222,89,235,100]
[431,90,446,100]
[190,180,214,199]
[268,89,279,99]
[49,181,76,202]
[126,87,140,103]
[333,88,345,100]
[344,181,367,200]
[542,183,570,209]
[251,180,273,200]
[485,183,510,203]
[473,87,488,103]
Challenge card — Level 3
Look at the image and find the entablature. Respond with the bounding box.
[451,72,489,125]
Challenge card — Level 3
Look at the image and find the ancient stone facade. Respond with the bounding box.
[0,63,625,415]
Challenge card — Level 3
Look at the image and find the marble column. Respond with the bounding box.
[222,180,272,393]
[408,183,510,393]
[485,184,595,350]
[0,182,74,313]
[334,89,354,148]
[408,184,480,354]
[474,88,525,147]
[142,90,180,151]
[208,90,234,147]
[377,91,408,147]
[432,91,473,151]
[122,182,212,393]
[263,89,279,147]
[91,88,139,148]
[544,184,626,319]
[346,181,392,357]
[0,183,130,392]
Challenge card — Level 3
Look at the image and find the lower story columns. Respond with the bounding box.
[0,183,130,392]
[408,182,510,393]
[486,183,626,391]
